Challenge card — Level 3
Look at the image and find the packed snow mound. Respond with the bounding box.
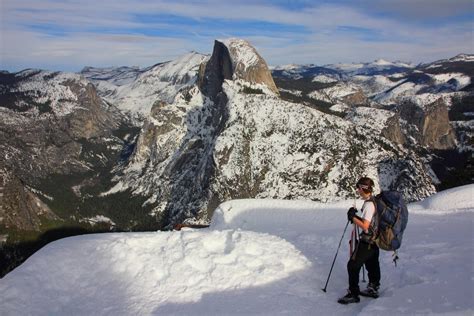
[211,185,474,231]
[0,230,309,315]
[210,199,348,231]
[409,184,474,214]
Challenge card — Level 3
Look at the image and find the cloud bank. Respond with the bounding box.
[1,0,472,71]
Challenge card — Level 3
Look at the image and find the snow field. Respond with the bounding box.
[0,184,472,315]
[0,230,309,315]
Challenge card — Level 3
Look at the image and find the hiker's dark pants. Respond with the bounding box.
[347,241,380,294]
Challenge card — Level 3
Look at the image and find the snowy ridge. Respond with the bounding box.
[312,74,338,83]
[373,81,420,105]
[324,59,414,76]
[279,55,471,108]
[0,185,472,315]
[308,81,360,102]
[428,53,474,64]
[271,64,313,71]
[409,184,474,214]
[345,107,395,133]
[106,85,212,208]
[80,66,142,86]
[9,70,92,117]
[351,75,403,96]
[84,52,209,119]
[449,54,474,62]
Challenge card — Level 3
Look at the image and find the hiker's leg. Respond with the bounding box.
[365,245,381,286]
[347,242,371,294]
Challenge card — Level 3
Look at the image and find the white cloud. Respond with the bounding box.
[1,0,472,71]
[362,0,474,19]
[2,29,199,71]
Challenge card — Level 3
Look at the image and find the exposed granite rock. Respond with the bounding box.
[0,169,59,231]
[382,113,405,145]
[198,40,233,100]
[341,89,368,106]
[222,39,279,95]
[400,98,456,149]
[199,39,279,98]
[62,80,118,139]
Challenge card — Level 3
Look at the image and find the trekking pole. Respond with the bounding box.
[322,220,350,292]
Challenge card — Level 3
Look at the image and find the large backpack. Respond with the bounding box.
[371,191,408,251]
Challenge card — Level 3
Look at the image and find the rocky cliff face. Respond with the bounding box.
[382,114,405,145]
[400,98,456,149]
[341,89,368,106]
[199,39,279,98]
[0,170,59,231]
[198,40,233,100]
[0,71,123,177]
[220,39,279,95]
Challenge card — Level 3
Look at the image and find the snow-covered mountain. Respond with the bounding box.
[106,39,442,227]
[1,39,472,277]
[273,54,473,151]
[1,185,472,315]
[82,52,209,121]
[276,56,472,102]
[325,59,415,76]
[81,65,144,86]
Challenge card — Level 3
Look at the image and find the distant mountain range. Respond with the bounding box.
[0,39,472,276]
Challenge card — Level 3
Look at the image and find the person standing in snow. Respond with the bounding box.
[338,177,380,304]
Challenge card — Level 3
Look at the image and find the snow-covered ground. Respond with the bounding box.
[0,185,473,315]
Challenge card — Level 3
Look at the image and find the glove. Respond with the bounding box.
[347,207,357,223]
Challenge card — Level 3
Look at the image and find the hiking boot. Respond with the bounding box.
[359,283,379,298]
[337,290,360,304]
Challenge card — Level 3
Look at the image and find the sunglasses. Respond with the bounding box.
[356,184,370,190]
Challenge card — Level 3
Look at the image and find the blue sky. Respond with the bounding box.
[1,0,473,72]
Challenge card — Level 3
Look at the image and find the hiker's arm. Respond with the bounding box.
[352,215,370,231]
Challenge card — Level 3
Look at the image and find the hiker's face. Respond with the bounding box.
[356,186,370,199]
